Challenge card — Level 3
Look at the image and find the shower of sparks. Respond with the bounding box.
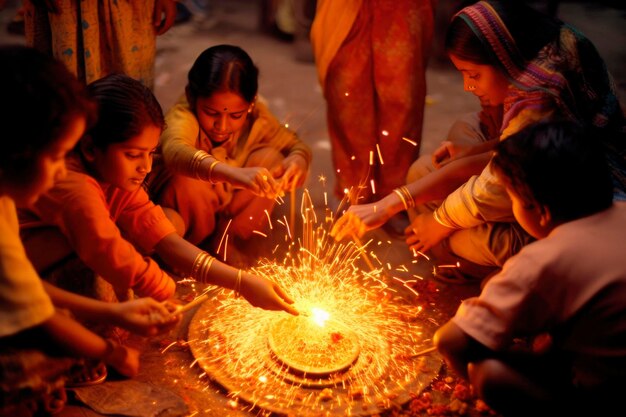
[402,137,418,146]
[186,189,440,416]
[375,144,384,165]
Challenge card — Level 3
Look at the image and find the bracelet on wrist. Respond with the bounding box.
[208,160,220,184]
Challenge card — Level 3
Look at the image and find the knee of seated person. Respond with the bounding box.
[245,147,284,169]
[406,154,433,183]
[446,113,483,143]
[163,207,186,237]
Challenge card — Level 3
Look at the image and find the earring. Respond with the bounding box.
[468,85,477,91]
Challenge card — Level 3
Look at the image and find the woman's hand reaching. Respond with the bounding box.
[110,298,180,337]
[432,141,473,169]
[228,166,282,199]
[239,272,299,316]
[330,193,403,241]
[330,201,393,241]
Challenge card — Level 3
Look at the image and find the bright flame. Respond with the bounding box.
[310,307,330,327]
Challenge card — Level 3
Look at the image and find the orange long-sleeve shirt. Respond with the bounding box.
[19,156,176,301]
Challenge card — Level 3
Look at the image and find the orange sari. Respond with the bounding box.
[312,0,436,201]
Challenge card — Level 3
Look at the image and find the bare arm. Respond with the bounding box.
[154,234,298,315]
[43,282,178,336]
[331,152,492,240]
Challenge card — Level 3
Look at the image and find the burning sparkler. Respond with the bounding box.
[185,188,441,416]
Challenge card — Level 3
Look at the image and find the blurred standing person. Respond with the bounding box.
[23,0,176,88]
[311,0,436,206]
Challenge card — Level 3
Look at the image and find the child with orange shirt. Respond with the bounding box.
[19,73,298,315]
[0,46,178,416]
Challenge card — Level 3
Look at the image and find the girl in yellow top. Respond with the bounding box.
[147,44,312,251]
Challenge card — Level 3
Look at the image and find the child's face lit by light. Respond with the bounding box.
[194,91,250,145]
[10,115,85,207]
[90,124,160,192]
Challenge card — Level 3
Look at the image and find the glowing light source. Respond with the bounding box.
[186,189,441,416]
[310,307,330,327]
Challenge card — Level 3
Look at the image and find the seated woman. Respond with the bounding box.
[332,0,625,282]
[147,44,312,259]
[19,74,298,320]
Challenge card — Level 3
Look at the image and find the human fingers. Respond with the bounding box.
[271,286,299,316]
[256,170,279,197]
[405,232,420,246]
[432,142,452,168]
[331,214,356,241]
[272,282,295,305]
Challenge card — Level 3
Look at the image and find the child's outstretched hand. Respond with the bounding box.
[110,298,180,336]
[239,271,299,316]
[331,200,393,241]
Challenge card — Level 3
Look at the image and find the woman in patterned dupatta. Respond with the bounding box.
[331,0,625,281]
[311,0,436,203]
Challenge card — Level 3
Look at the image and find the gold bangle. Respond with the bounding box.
[208,160,220,184]
[399,186,415,209]
[191,251,208,278]
[200,255,216,283]
[393,188,409,211]
[190,150,209,179]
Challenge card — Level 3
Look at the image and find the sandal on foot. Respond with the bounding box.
[65,360,107,388]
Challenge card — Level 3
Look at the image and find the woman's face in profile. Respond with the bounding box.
[449,54,510,107]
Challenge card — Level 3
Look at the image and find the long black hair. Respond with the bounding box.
[187,44,259,103]
[86,74,164,149]
[492,120,613,223]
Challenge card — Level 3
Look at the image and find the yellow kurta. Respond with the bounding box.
[147,95,312,245]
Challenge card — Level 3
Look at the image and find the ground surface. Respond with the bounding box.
[1,1,625,416]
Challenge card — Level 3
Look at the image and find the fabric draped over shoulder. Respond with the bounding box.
[310,0,363,90]
[435,1,626,229]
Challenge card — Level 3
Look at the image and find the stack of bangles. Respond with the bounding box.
[208,159,220,184]
[190,251,216,283]
[190,150,209,179]
[393,186,415,211]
